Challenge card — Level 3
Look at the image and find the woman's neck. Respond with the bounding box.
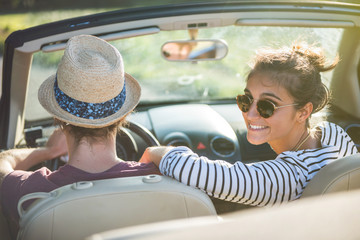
[269,126,321,154]
[66,135,121,173]
[269,125,308,154]
[298,129,322,151]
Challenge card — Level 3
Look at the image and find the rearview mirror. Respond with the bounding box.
[161,39,228,62]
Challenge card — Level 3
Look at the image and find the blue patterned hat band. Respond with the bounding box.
[54,76,127,119]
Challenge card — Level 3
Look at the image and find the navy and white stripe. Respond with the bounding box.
[159,122,358,206]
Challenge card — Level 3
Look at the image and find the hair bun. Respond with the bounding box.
[292,42,338,72]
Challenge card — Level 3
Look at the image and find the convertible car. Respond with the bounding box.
[1,0,360,239]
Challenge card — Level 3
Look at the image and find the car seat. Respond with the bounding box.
[16,175,217,240]
[301,153,360,198]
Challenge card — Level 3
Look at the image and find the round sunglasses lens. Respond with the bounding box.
[237,95,251,112]
[257,100,274,118]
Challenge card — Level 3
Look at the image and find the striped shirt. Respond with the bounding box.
[159,122,358,206]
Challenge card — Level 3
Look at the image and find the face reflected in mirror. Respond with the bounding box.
[162,42,195,60]
[161,40,228,61]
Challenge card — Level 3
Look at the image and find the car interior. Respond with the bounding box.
[1,1,360,239]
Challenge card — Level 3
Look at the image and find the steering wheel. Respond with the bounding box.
[116,121,160,161]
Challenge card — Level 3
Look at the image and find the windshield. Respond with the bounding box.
[25,26,342,122]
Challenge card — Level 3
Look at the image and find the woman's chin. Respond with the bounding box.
[247,136,267,145]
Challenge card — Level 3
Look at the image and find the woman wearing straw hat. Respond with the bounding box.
[0,35,160,237]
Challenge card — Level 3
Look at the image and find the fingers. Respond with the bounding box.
[139,146,174,167]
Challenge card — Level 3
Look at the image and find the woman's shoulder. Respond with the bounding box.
[4,167,53,183]
[314,121,341,131]
[315,121,354,148]
[314,121,347,135]
[277,145,336,167]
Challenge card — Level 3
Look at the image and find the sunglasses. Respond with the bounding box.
[236,94,297,118]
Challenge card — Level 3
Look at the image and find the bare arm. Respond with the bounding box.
[0,128,67,185]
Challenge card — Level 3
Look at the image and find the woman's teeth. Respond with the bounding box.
[249,124,267,130]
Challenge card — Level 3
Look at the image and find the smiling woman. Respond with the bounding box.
[141,42,358,206]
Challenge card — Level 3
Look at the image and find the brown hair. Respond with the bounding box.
[247,42,339,125]
[55,115,128,145]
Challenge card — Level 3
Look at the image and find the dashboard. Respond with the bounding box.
[128,103,277,164]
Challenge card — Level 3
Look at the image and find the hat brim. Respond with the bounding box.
[38,73,141,128]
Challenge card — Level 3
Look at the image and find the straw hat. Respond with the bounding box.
[38,35,141,128]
